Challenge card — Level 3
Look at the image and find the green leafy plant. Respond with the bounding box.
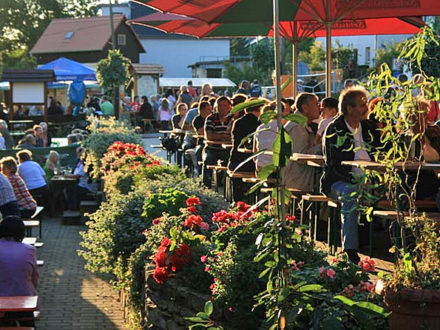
[96,49,131,94]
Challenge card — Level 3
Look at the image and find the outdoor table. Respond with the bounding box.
[0,296,38,312]
[9,120,34,131]
[22,237,37,245]
[206,140,228,146]
[290,153,325,164]
[237,148,253,154]
[341,160,440,171]
[221,143,233,149]
[51,175,78,184]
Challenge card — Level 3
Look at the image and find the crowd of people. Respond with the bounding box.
[162,78,440,265]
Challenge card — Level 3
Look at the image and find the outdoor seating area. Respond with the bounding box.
[2,0,440,329]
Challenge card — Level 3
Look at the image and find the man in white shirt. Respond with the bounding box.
[321,87,381,263]
[315,97,339,145]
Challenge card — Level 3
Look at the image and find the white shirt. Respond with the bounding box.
[18,161,47,190]
[317,116,336,137]
[74,162,97,193]
[255,120,279,169]
[345,120,371,176]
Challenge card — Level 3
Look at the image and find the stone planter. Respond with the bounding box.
[384,285,440,330]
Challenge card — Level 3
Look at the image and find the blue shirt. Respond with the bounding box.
[184,108,198,125]
[18,161,47,190]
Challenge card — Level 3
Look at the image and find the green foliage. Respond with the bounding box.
[373,42,403,72]
[96,49,131,94]
[298,41,325,71]
[142,189,189,225]
[0,0,98,72]
[83,118,140,179]
[224,61,268,86]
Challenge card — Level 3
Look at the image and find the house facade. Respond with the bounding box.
[101,2,230,78]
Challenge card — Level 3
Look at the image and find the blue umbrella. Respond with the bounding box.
[38,57,96,81]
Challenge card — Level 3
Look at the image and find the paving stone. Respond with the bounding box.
[35,216,125,330]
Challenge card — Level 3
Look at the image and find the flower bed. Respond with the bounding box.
[79,125,389,329]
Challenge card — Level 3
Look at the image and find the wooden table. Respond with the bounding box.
[23,237,37,245]
[221,143,233,149]
[291,153,325,165]
[51,176,78,184]
[341,160,440,171]
[237,148,253,154]
[0,296,38,312]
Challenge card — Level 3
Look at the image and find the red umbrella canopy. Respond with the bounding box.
[134,0,440,24]
[132,14,424,39]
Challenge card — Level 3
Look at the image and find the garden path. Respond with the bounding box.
[35,216,125,330]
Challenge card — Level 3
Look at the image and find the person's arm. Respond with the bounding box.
[182,111,194,131]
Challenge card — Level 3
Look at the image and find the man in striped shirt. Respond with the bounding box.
[1,157,37,218]
[202,96,233,188]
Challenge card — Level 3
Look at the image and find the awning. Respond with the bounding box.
[159,78,236,88]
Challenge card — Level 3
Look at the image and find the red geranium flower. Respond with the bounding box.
[186,197,200,207]
[153,267,169,284]
[184,215,202,228]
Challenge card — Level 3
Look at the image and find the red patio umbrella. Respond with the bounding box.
[131,12,425,96]
[134,0,440,96]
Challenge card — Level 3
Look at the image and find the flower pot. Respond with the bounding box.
[384,285,440,330]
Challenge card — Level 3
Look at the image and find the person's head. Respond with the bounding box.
[23,134,36,146]
[76,146,85,160]
[33,125,43,137]
[16,149,32,163]
[245,97,265,118]
[261,103,276,117]
[202,83,213,96]
[0,120,7,130]
[238,80,250,91]
[0,216,25,242]
[67,134,78,145]
[398,73,408,84]
[180,85,188,94]
[188,80,193,87]
[320,97,339,119]
[0,156,18,176]
[134,95,139,103]
[48,150,59,164]
[198,101,212,118]
[102,95,107,102]
[165,89,174,98]
[215,96,232,117]
[344,79,355,89]
[150,95,156,103]
[208,96,216,108]
[199,95,210,103]
[231,93,248,107]
[160,98,170,109]
[294,92,320,122]
[176,103,188,116]
[39,122,48,132]
[339,86,369,121]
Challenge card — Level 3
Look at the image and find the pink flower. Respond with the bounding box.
[228,307,233,312]
[200,222,209,230]
[319,266,325,277]
[217,252,222,257]
[326,268,335,278]
[204,266,210,272]
[152,217,161,225]
[200,255,207,263]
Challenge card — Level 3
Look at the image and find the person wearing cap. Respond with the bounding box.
[0,216,39,326]
[250,79,262,97]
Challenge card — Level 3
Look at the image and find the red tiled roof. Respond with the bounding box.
[31,15,143,54]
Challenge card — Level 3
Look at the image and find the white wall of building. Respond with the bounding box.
[139,39,230,77]
[317,34,414,67]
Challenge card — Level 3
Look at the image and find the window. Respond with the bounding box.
[206,69,222,78]
[365,47,371,64]
[117,34,126,46]
[64,32,74,40]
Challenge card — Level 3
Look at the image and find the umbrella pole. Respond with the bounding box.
[325,0,332,97]
[292,22,298,98]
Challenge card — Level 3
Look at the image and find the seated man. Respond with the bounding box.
[228,99,263,202]
[0,216,39,327]
[0,171,20,217]
[321,86,380,263]
[202,96,233,188]
[1,157,37,218]
[315,97,339,145]
[188,101,212,176]
[284,92,322,191]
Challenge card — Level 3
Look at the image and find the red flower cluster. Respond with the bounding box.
[358,256,375,272]
[211,202,255,230]
[341,281,375,298]
[184,215,202,228]
[101,141,161,174]
[153,237,192,284]
[186,197,200,207]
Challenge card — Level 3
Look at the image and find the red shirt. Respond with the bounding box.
[8,174,37,211]
[131,101,140,112]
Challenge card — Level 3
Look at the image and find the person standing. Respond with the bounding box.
[159,98,173,130]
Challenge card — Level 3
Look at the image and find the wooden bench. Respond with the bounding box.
[300,194,336,243]
[0,296,38,326]
[23,221,39,238]
[62,210,82,225]
[23,206,44,238]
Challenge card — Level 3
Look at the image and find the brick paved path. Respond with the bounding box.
[35,216,125,330]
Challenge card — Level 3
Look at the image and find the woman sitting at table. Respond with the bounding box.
[44,150,61,181]
[17,149,50,209]
[16,134,36,149]
[0,216,39,327]
[65,147,96,210]
[1,157,37,218]
[172,103,188,130]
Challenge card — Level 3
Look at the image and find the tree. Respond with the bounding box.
[298,41,325,71]
[0,0,98,71]
[96,49,131,119]
[373,42,404,72]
